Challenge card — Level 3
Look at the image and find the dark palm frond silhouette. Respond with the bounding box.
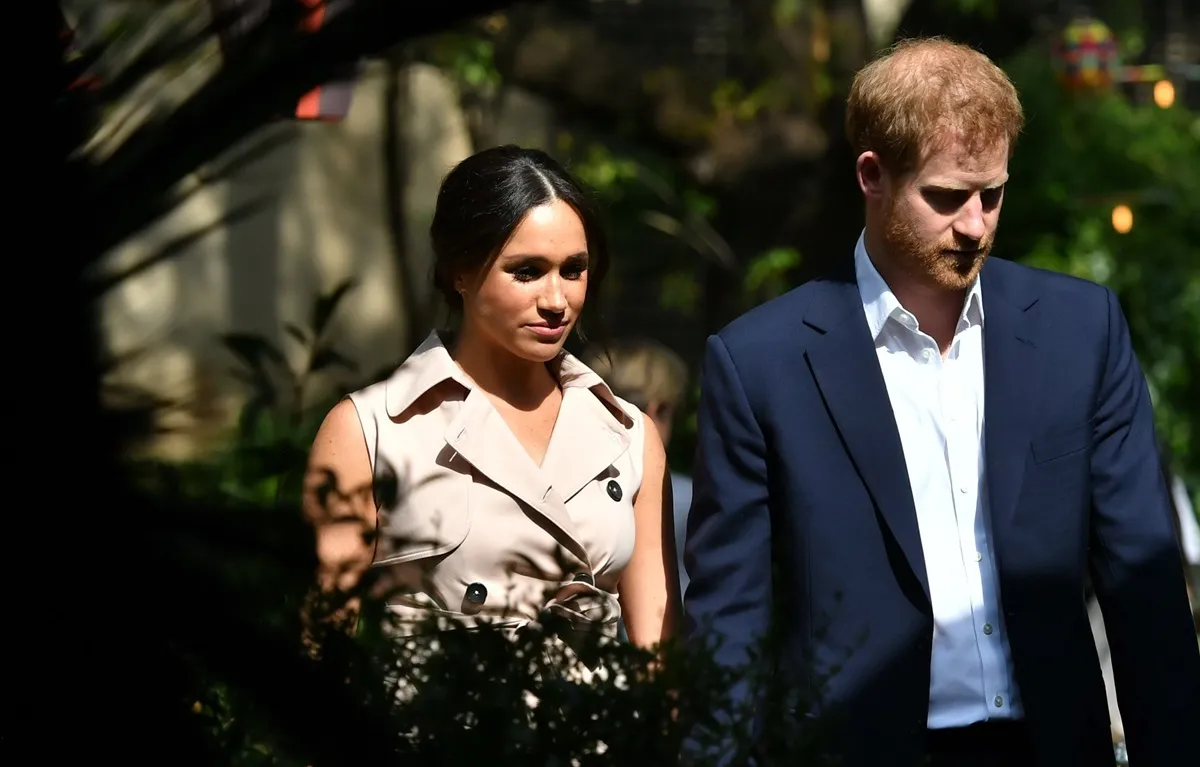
[68,0,526,261]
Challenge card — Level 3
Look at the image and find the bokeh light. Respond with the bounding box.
[1111,204,1133,234]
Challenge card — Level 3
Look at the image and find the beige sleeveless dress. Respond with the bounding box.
[347,331,645,668]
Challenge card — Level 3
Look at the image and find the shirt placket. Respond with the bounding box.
[967,328,1016,716]
[921,335,973,622]
[940,342,996,716]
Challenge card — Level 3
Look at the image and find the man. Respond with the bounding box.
[683,37,1200,767]
[583,340,693,592]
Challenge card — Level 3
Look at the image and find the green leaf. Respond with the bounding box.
[310,280,356,339]
[309,347,358,375]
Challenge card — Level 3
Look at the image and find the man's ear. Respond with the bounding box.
[856,151,888,201]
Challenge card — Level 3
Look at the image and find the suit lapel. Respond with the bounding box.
[445,388,593,567]
[803,274,930,605]
[981,261,1041,545]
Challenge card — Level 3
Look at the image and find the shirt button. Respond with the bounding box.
[983,623,993,635]
[975,551,983,562]
[958,486,968,494]
[993,695,1004,708]
[922,348,934,361]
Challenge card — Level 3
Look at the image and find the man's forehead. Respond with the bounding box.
[913,141,1009,187]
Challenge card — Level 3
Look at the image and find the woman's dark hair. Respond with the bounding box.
[430,145,610,333]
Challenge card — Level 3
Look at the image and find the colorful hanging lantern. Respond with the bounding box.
[1053,17,1121,91]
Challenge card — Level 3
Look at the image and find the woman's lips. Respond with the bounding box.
[526,324,566,340]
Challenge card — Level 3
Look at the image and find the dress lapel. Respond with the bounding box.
[539,386,632,503]
[445,387,594,568]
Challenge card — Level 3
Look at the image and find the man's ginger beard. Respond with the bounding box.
[882,192,994,293]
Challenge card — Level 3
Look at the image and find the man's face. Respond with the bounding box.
[881,137,1009,292]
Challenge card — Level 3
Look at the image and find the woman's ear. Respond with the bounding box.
[454,266,481,298]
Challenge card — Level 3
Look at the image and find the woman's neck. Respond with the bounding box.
[449,326,559,410]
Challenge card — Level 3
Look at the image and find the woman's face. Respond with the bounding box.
[457,199,590,363]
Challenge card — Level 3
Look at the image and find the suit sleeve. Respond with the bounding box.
[1087,288,1200,764]
[682,334,773,761]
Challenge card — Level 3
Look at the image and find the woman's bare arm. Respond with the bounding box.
[619,415,682,649]
[304,398,377,597]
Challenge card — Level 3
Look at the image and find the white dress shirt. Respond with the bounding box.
[854,233,1024,728]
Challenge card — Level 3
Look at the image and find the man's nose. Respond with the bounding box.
[954,195,987,242]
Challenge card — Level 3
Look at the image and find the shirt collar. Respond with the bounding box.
[853,230,984,342]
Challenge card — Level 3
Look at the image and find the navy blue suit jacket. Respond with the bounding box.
[683,255,1200,766]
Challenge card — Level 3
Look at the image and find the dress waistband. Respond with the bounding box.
[384,580,622,639]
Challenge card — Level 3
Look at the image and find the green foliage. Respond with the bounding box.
[561,136,738,323]
[711,78,791,123]
[1001,47,1200,491]
[744,247,803,304]
[569,141,641,195]
[138,280,361,508]
[428,32,502,93]
[937,0,1000,18]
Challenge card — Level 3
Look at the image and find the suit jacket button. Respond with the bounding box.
[465,582,487,605]
[606,480,623,502]
[573,572,594,586]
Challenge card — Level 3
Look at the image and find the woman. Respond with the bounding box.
[303,145,679,668]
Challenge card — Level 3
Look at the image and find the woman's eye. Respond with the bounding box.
[562,265,586,280]
[513,266,541,282]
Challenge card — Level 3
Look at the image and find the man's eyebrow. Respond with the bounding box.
[922,175,1009,191]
